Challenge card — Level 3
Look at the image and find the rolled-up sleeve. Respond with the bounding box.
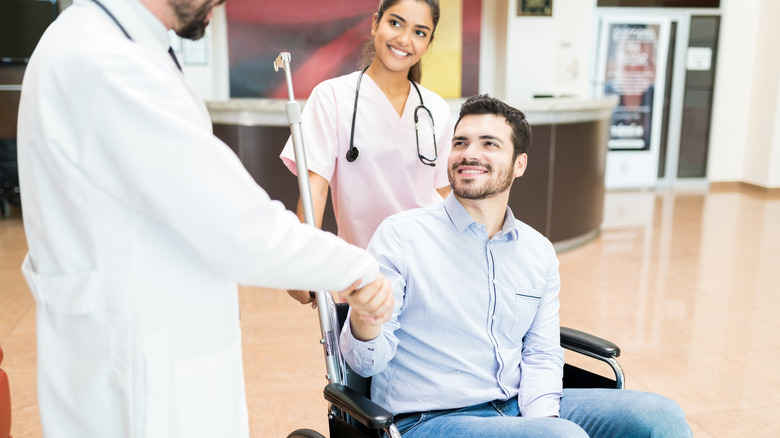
[340,219,408,377]
[518,250,564,417]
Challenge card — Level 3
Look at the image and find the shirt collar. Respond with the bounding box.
[443,192,520,240]
[127,0,170,49]
[499,206,520,241]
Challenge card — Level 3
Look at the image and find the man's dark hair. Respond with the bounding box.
[454,94,532,161]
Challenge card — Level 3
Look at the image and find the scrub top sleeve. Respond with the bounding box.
[80,52,377,292]
[279,83,340,182]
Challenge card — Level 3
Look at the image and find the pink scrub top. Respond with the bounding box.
[280,70,454,248]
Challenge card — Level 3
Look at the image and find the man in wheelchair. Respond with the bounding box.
[340,95,692,437]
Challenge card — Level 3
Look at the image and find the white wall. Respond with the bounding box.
[499,0,596,100]
[178,6,230,101]
[478,0,507,97]
[708,0,780,188]
[771,81,780,187]
[745,0,780,188]
[743,0,780,188]
[705,0,757,183]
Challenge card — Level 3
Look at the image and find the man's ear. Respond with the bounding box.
[514,153,528,178]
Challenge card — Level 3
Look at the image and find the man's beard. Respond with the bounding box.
[171,0,213,40]
[448,159,515,200]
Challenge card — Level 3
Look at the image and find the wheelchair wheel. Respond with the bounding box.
[286,429,326,438]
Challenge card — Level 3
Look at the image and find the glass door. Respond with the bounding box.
[593,7,721,189]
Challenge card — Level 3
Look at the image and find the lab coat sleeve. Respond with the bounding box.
[77,50,376,291]
[279,82,340,182]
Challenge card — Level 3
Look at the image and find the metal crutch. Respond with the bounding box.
[273,52,347,387]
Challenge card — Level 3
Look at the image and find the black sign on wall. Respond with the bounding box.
[597,0,719,7]
[518,0,553,16]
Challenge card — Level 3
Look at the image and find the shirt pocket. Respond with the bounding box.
[21,254,105,315]
[507,289,543,343]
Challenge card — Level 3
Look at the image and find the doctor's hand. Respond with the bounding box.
[339,275,394,341]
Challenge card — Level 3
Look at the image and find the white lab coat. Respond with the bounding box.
[16,1,377,437]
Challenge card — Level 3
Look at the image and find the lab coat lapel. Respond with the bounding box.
[94,0,182,78]
[94,0,212,127]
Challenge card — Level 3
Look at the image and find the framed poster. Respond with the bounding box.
[595,16,670,188]
[517,0,552,16]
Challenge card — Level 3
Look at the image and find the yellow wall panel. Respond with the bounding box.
[420,0,462,98]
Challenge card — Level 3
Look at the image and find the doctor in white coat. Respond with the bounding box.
[16,0,393,437]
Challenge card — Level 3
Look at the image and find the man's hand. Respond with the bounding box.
[339,275,393,341]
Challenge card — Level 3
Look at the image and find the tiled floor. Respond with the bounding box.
[1,187,779,437]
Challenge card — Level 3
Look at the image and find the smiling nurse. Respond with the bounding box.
[280,0,453,305]
[280,0,452,247]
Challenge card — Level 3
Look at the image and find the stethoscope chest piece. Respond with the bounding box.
[346,145,359,162]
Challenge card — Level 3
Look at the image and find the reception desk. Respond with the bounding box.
[207,97,616,251]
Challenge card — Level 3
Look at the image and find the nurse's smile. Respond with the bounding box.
[389,46,412,57]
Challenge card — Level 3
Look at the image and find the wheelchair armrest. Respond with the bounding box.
[324,383,393,430]
[561,326,620,359]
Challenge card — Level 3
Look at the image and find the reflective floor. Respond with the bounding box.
[1,188,779,437]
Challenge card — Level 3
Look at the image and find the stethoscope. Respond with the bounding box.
[91,0,182,71]
[346,66,438,166]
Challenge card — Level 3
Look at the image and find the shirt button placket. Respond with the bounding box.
[487,243,508,396]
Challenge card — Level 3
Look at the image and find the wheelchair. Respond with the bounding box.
[286,302,625,438]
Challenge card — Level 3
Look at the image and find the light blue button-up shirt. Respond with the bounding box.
[341,193,565,418]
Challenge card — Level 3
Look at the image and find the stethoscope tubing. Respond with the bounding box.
[91,0,132,40]
[90,0,182,71]
[347,66,435,166]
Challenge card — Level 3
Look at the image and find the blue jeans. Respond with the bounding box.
[392,388,692,438]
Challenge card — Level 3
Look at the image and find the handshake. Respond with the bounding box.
[287,274,394,340]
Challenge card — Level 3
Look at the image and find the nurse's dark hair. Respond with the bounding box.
[359,0,441,83]
[455,94,532,161]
